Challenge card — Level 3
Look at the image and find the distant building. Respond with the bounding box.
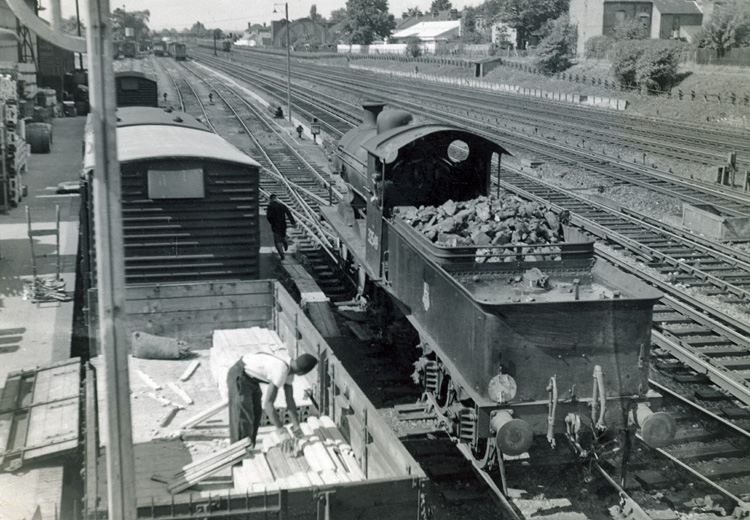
[569,0,704,54]
[390,20,461,43]
[272,18,332,49]
[238,23,272,47]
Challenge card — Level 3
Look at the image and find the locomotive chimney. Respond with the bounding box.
[361,101,385,128]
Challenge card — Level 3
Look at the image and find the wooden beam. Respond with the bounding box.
[5,0,86,52]
[86,0,136,517]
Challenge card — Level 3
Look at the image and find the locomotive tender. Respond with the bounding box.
[321,102,675,467]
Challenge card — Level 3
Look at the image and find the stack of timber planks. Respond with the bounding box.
[167,438,251,494]
[233,416,366,493]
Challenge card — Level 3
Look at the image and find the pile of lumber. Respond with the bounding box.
[167,438,251,494]
[211,328,289,399]
[233,416,365,493]
[397,194,568,251]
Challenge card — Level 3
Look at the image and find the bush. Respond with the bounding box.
[405,37,422,58]
[611,40,682,92]
[613,19,650,40]
[584,35,614,58]
[634,41,683,92]
[534,15,577,74]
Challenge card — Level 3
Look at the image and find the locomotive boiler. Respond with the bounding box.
[321,102,675,469]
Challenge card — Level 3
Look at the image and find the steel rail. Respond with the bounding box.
[177,62,325,226]
[492,172,750,303]
[186,60,345,203]
[196,50,750,213]
[174,62,344,269]
[635,428,750,514]
[196,45,750,151]
[651,330,750,405]
[158,60,186,113]
[649,379,750,440]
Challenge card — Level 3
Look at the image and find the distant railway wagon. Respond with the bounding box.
[80,107,261,285]
[153,41,167,56]
[114,71,158,107]
[170,42,187,61]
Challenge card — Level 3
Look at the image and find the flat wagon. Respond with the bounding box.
[83,280,429,519]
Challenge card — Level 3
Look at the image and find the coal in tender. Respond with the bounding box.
[398,193,569,251]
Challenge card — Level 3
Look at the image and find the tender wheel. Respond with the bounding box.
[471,437,495,469]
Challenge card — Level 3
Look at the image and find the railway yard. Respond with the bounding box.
[2,41,750,520]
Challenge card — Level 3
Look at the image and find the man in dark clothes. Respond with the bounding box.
[226,352,318,450]
[266,194,296,260]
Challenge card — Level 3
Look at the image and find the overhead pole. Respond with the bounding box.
[285,3,292,123]
[86,0,137,518]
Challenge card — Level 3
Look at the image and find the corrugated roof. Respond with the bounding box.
[392,20,461,39]
[651,0,702,14]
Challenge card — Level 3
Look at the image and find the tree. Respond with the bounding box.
[329,8,347,25]
[430,0,452,15]
[111,8,150,42]
[611,39,682,92]
[61,15,84,36]
[584,35,614,58]
[460,7,489,43]
[484,0,568,48]
[405,36,423,57]
[534,15,576,73]
[612,18,649,40]
[189,21,209,38]
[402,7,424,18]
[634,41,683,92]
[309,4,323,23]
[697,0,750,57]
[342,0,396,45]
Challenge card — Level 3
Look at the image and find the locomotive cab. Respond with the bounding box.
[328,103,509,281]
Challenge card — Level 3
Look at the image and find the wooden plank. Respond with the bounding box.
[179,400,228,429]
[306,302,341,338]
[126,292,273,314]
[127,306,273,328]
[126,280,273,301]
[179,360,200,381]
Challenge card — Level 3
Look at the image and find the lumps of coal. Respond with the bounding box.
[399,193,566,249]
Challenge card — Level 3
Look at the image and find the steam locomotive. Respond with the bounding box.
[321,102,675,470]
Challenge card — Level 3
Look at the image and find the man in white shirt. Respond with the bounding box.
[227,351,318,449]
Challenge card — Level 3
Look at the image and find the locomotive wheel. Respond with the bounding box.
[470,437,496,469]
[434,373,453,410]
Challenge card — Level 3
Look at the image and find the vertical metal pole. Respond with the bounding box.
[75,0,83,69]
[86,0,136,518]
[285,3,292,123]
[55,204,60,280]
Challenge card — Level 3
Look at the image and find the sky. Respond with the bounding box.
[54,0,483,33]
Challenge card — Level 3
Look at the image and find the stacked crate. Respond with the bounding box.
[1,74,29,209]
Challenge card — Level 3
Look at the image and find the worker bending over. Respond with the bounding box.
[227,350,318,451]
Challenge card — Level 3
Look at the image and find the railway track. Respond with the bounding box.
[169,51,750,517]
[192,48,750,217]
